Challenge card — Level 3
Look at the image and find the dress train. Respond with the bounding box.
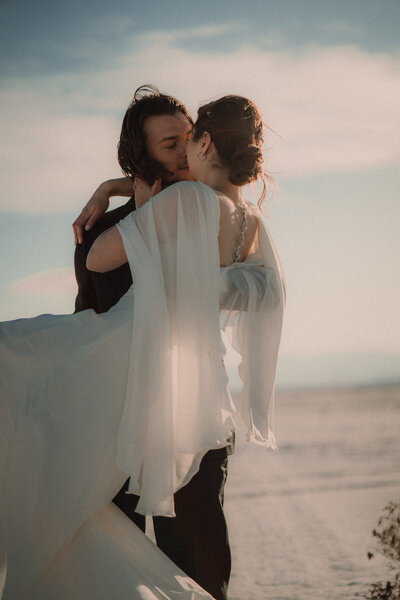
[29,504,213,599]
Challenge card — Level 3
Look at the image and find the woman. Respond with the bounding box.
[0,96,285,599]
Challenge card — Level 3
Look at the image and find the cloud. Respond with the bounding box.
[9,267,76,300]
[1,267,78,320]
[1,36,399,213]
[138,23,239,44]
[0,84,122,213]
[135,42,400,177]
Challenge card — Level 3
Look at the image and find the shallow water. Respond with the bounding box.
[225,385,400,600]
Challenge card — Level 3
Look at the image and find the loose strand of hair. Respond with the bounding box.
[257,171,278,215]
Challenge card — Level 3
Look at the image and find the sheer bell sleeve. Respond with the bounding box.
[220,217,285,449]
[115,181,235,516]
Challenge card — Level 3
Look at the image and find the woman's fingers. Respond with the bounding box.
[83,209,102,232]
[134,177,162,209]
[72,211,88,246]
[72,190,110,244]
[134,177,152,208]
[151,178,162,197]
[72,207,99,245]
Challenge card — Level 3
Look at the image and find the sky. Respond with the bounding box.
[0,0,399,389]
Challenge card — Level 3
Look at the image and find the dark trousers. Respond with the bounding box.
[112,448,231,600]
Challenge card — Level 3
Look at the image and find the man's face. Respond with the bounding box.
[143,112,193,184]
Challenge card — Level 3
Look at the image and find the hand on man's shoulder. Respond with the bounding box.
[81,198,136,250]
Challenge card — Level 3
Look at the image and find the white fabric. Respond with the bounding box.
[30,504,213,600]
[115,182,235,517]
[220,214,286,448]
[0,181,284,599]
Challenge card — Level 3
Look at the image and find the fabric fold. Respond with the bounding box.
[220,217,285,449]
[116,182,235,516]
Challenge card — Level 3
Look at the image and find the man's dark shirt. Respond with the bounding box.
[74,198,136,314]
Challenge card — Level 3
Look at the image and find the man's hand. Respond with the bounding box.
[73,177,133,245]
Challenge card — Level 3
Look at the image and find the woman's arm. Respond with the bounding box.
[73,177,134,245]
[85,179,163,272]
[86,226,127,273]
[73,177,162,245]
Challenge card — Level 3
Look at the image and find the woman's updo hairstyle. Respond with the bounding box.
[192,95,268,203]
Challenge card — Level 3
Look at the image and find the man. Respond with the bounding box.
[73,85,233,600]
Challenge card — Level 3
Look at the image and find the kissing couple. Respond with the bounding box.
[0,85,285,600]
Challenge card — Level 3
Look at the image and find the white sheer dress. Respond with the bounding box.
[0,181,285,599]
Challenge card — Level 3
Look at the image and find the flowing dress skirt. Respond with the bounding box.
[0,290,214,599]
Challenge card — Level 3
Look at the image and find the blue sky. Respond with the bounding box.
[1,0,399,388]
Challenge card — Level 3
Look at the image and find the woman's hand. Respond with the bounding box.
[135,177,162,208]
[73,177,133,245]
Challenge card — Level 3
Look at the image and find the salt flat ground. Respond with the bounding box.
[225,386,400,600]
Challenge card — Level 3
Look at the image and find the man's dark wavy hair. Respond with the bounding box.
[118,85,193,185]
